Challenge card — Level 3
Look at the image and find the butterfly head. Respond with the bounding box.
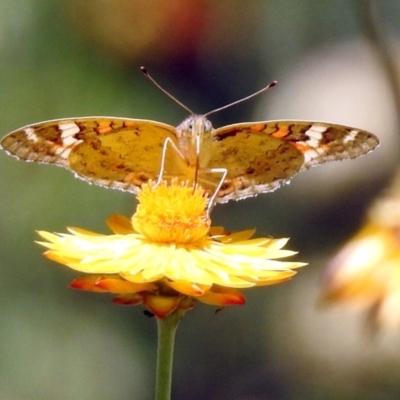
[176,115,214,168]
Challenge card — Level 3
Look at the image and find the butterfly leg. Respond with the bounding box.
[155,138,227,215]
[199,167,228,215]
[154,137,186,187]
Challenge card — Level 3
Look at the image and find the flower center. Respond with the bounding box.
[132,180,211,244]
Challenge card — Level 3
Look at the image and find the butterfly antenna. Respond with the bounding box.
[140,66,195,115]
[204,80,278,117]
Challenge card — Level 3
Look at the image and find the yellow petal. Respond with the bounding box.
[106,214,136,234]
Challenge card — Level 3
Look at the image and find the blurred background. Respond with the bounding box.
[0,1,400,399]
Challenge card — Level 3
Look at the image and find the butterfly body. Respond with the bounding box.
[0,116,379,203]
[176,115,214,168]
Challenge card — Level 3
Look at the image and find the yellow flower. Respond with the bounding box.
[37,180,305,318]
[322,173,400,330]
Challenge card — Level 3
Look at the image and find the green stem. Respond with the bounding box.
[155,309,184,400]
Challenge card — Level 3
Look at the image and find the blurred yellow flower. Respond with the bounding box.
[322,173,400,330]
[37,180,305,318]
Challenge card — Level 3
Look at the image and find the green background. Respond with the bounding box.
[0,1,399,399]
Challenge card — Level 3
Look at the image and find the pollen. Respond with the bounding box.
[132,179,211,244]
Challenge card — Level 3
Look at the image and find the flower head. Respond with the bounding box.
[321,173,400,331]
[37,180,305,318]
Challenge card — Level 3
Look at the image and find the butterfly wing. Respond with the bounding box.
[210,120,379,203]
[0,117,185,193]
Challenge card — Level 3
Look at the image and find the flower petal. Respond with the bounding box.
[95,277,157,294]
[197,286,246,306]
[165,280,211,296]
[143,294,181,318]
[69,275,108,292]
[113,293,144,306]
[106,214,136,234]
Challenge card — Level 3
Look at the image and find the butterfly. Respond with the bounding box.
[0,68,379,204]
[0,115,379,204]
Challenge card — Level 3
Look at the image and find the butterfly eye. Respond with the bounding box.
[181,117,194,132]
[204,120,213,132]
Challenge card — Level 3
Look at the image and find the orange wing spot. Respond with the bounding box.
[291,142,312,153]
[251,123,267,132]
[123,121,139,127]
[97,127,113,134]
[96,121,113,134]
[272,125,290,138]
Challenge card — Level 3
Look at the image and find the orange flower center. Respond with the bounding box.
[132,180,211,244]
